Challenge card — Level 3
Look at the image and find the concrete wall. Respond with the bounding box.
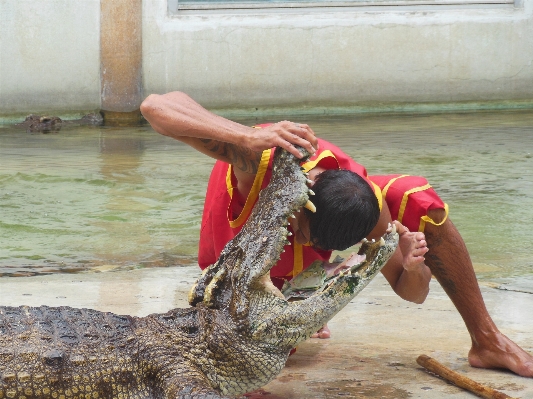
[143,0,533,113]
[0,0,101,119]
[1,0,532,120]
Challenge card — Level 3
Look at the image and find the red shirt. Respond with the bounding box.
[198,138,382,281]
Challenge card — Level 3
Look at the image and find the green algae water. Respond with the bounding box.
[1,111,532,289]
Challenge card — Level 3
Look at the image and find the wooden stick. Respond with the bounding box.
[416,355,518,399]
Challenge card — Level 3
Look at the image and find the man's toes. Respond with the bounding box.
[311,325,331,339]
[319,330,331,339]
[318,325,331,339]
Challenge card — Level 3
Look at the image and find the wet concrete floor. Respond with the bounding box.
[1,266,532,399]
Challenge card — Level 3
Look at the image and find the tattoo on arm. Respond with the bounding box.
[199,139,262,174]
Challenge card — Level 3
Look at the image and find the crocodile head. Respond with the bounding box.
[188,146,313,314]
[187,146,399,396]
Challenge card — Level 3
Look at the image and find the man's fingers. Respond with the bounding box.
[279,141,305,159]
[250,120,318,157]
[275,136,314,160]
[280,121,318,155]
[412,247,429,257]
[292,123,318,154]
[393,220,410,235]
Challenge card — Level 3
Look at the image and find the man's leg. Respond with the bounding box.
[424,209,533,377]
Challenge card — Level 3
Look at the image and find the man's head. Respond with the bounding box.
[304,169,380,251]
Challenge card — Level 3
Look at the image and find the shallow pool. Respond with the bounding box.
[1,110,532,287]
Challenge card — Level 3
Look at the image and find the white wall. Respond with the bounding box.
[0,0,101,119]
[1,0,532,119]
[143,0,533,112]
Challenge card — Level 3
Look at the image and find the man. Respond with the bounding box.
[141,91,533,377]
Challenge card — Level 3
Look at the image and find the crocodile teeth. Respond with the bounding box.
[290,214,296,219]
[304,200,316,213]
[188,283,198,304]
[287,231,293,236]
[306,179,313,184]
[308,189,315,196]
[379,237,385,246]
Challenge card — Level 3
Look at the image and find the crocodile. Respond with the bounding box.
[0,146,399,399]
[15,113,103,133]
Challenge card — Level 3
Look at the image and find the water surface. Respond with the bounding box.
[1,111,532,287]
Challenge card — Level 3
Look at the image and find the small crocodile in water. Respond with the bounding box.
[15,113,103,133]
[0,146,398,399]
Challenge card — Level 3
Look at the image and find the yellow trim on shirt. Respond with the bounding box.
[381,175,409,200]
[303,150,382,210]
[225,165,234,199]
[292,241,304,278]
[398,183,432,223]
[418,203,449,232]
[227,149,273,229]
[371,182,383,212]
[301,150,337,173]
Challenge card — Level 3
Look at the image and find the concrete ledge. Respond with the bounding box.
[1,267,531,398]
[2,100,532,125]
[208,99,533,119]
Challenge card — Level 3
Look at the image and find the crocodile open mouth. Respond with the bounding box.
[282,223,398,301]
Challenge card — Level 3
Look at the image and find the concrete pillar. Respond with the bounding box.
[100,0,143,124]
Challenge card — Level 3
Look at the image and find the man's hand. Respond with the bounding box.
[246,121,318,159]
[394,221,429,271]
[381,221,432,304]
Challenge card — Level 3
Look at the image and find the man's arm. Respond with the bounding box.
[140,92,318,186]
[368,203,432,304]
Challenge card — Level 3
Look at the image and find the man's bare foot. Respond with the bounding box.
[311,324,331,339]
[395,221,429,271]
[468,331,533,377]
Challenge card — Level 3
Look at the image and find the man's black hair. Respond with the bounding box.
[304,169,380,251]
